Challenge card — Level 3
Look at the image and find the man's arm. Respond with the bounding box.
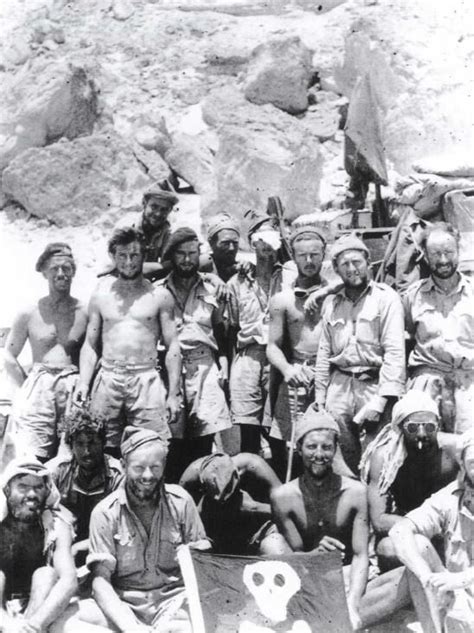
[158,289,182,423]
[347,484,370,630]
[4,308,30,379]
[92,565,148,632]
[270,485,304,551]
[76,292,102,403]
[266,294,300,386]
[377,291,406,401]
[179,458,204,503]
[367,449,402,535]
[211,298,229,383]
[237,453,281,494]
[313,300,332,407]
[26,520,78,631]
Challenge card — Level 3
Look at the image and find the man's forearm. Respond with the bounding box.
[348,553,369,611]
[29,575,77,631]
[266,343,291,376]
[165,339,182,397]
[93,577,139,632]
[79,343,99,391]
[389,522,433,582]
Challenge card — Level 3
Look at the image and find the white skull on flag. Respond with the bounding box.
[242,560,301,624]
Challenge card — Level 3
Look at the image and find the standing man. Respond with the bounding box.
[201,213,241,282]
[314,233,406,474]
[2,243,87,463]
[75,227,181,456]
[159,228,232,480]
[390,430,474,633]
[266,225,336,477]
[0,459,78,632]
[227,215,283,454]
[360,390,459,572]
[100,184,179,281]
[68,427,210,632]
[403,222,474,433]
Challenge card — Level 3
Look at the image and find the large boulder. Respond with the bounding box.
[164,133,217,197]
[0,58,99,171]
[2,131,150,227]
[201,86,322,223]
[243,36,313,114]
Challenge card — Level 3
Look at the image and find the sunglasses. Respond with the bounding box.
[403,421,438,434]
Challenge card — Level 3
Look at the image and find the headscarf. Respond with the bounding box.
[35,242,75,273]
[296,404,340,445]
[0,458,61,522]
[330,233,369,266]
[206,213,240,242]
[360,390,439,494]
[142,184,178,207]
[199,453,240,502]
[120,426,168,459]
[161,227,199,261]
[289,224,326,249]
[245,209,278,240]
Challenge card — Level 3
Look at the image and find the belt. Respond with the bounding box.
[101,359,157,373]
[181,345,215,361]
[335,366,379,381]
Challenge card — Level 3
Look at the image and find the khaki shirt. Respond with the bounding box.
[407,478,474,602]
[227,267,283,349]
[115,212,171,263]
[315,281,406,401]
[87,484,206,598]
[403,273,474,372]
[161,273,220,352]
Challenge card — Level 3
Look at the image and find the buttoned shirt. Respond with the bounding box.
[403,273,474,372]
[314,281,406,401]
[161,273,220,352]
[227,267,283,349]
[407,478,474,602]
[115,212,171,263]
[47,455,124,541]
[87,484,206,600]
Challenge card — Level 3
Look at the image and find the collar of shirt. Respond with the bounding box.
[423,272,470,297]
[164,272,213,307]
[336,279,374,304]
[73,459,109,495]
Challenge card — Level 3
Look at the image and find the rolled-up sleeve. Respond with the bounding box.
[378,290,406,397]
[314,298,333,404]
[181,493,208,544]
[405,488,449,540]
[86,504,117,573]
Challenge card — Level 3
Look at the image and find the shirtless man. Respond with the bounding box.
[360,390,459,572]
[271,405,411,631]
[2,243,87,463]
[75,227,181,456]
[180,451,283,555]
[0,459,80,633]
[266,225,337,477]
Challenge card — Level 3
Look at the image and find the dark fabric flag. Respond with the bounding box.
[178,547,352,633]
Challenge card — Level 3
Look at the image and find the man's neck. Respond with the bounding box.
[126,484,160,515]
[116,275,144,290]
[255,256,276,287]
[302,467,335,488]
[296,273,322,290]
[173,272,199,292]
[48,289,72,304]
[142,217,166,235]
[432,271,460,294]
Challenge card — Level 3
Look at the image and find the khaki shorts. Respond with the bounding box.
[269,362,315,442]
[173,346,231,439]
[6,363,78,460]
[230,344,269,427]
[90,361,170,449]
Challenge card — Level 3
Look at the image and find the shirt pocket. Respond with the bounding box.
[327,317,349,351]
[157,533,181,575]
[115,531,142,576]
[412,303,441,344]
[356,306,381,347]
[456,309,474,348]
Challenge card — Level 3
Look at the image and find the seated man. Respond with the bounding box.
[180,452,284,555]
[390,430,474,633]
[0,459,78,632]
[361,390,459,571]
[69,427,210,632]
[46,408,124,565]
[271,405,411,631]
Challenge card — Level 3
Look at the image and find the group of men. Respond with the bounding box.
[0,183,472,632]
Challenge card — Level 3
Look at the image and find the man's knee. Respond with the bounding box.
[259,532,293,556]
[31,565,58,590]
[376,537,401,572]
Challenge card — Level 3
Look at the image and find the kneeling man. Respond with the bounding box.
[76,427,210,632]
[0,459,77,632]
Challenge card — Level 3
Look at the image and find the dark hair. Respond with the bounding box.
[64,407,106,446]
[420,222,460,251]
[108,227,146,255]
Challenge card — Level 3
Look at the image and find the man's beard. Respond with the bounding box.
[119,270,142,280]
[432,263,457,279]
[128,479,160,501]
[176,265,198,278]
[8,499,42,522]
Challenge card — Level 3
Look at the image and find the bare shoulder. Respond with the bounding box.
[152,284,174,307]
[341,476,367,507]
[271,479,300,508]
[269,288,292,311]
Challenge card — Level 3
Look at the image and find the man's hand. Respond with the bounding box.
[316,535,345,556]
[428,571,470,595]
[16,619,42,633]
[303,288,327,314]
[218,356,229,385]
[72,382,89,408]
[201,273,228,303]
[283,365,305,388]
[166,394,181,424]
[236,260,256,281]
[353,404,381,428]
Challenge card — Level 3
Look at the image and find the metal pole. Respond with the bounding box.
[285,386,299,483]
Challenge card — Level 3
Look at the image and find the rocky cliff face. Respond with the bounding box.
[0,0,472,315]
